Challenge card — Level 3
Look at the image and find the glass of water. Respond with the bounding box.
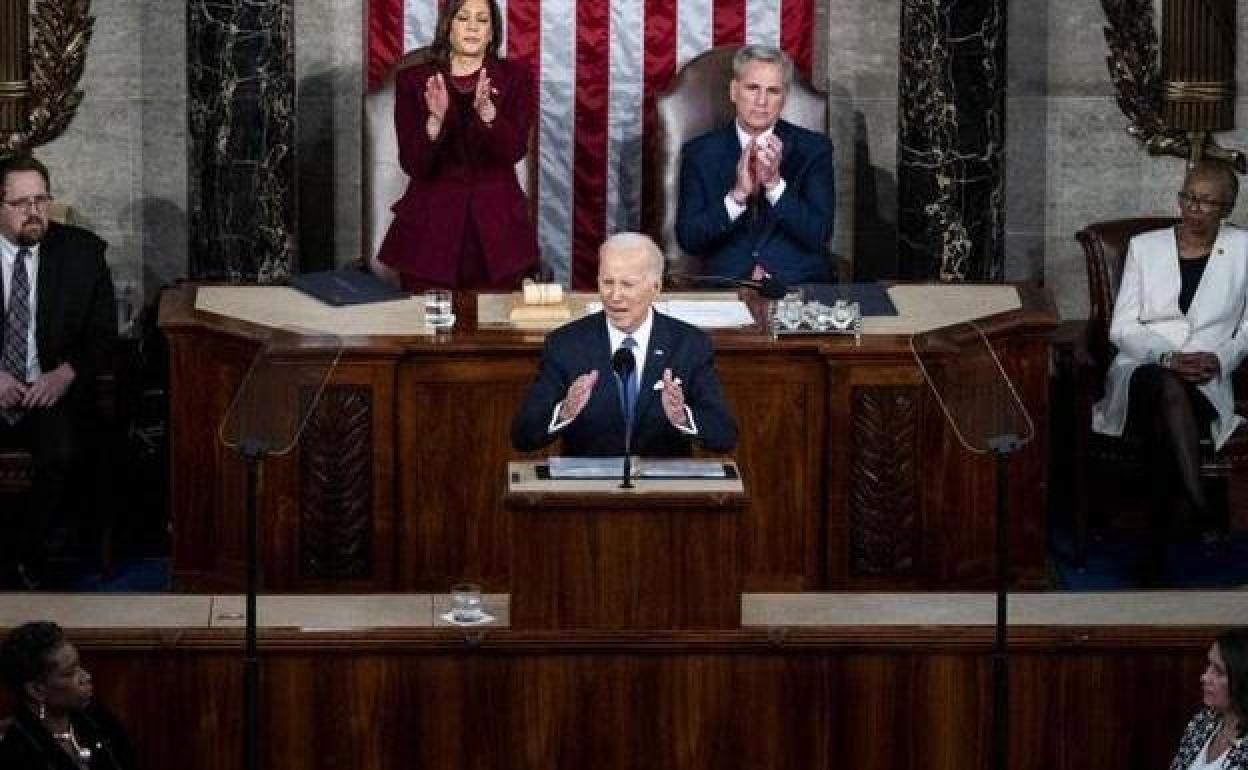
[424,289,454,331]
[779,290,805,330]
[450,582,483,623]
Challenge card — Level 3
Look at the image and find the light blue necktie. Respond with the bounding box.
[620,336,639,424]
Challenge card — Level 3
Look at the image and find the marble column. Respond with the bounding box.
[188,0,296,282]
[896,0,1007,281]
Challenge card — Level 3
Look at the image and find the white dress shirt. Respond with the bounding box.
[0,234,41,382]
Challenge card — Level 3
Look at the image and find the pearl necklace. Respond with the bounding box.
[50,725,93,764]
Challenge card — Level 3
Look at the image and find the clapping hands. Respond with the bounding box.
[659,368,690,429]
[473,70,497,124]
[752,134,783,190]
[558,371,599,424]
[424,73,449,121]
[731,134,784,204]
[1169,352,1221,384]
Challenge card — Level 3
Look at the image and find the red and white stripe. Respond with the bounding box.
[368,0,815,287]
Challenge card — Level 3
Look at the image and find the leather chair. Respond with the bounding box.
[1071,218,1248,566]
[651,46,834,283]
[362,49,538,276]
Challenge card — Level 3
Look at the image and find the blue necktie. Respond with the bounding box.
[2,248,31,424]
[620,336,639,424]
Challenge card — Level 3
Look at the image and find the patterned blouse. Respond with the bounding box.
[1171,707,1248,770]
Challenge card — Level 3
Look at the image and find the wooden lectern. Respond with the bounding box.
[504,460,748,629]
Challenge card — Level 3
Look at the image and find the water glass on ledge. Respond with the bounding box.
[423,289,454,332]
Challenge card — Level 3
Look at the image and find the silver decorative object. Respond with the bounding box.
[770,297,862,340]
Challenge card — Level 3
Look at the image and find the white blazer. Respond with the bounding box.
[1093,224,1248,450]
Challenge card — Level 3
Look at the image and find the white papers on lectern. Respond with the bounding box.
[547,456,627,478]
[638,459,728,478]
[547,457,728,479]
[584,300,754,328]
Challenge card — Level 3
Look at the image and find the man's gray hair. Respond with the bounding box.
[1185,159,1240,206]
[600,232,665,279]
[732,44,794,90]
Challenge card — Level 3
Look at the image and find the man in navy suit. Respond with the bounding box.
[675,44,835,285]
[511,232,736,456]
[0,155,116,588]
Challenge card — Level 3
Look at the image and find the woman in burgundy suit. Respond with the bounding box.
[376,0,539,289]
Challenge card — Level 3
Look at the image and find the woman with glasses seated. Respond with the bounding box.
[372,0,539,290]
[1093,159,1245,577]
[0,621,137,769]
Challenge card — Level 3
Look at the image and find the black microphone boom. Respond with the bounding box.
[610,347,636,489]
[755,274,789,300]
[688,273,789,300]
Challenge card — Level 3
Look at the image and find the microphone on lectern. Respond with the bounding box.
[611,346,636,489]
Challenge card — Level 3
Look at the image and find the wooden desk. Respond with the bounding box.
[0,592,1226,770]
[505,461,747,629]
[159,284,1056,596]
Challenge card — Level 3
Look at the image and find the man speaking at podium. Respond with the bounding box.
[511,233,736,456]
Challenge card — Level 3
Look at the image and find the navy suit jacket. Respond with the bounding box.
[511,310,737,456]
[675,119,835,285]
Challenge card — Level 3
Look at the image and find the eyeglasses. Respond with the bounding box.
[1177,191,1231,212]
[1,194,54,212]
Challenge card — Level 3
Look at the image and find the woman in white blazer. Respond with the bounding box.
[1093,160,1245,549]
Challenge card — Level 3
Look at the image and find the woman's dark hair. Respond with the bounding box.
[1218,628,1248,736]
[430,0,503,65]
[0,621,66,693]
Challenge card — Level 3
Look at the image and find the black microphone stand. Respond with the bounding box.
[620,426,634,489]
[217,335,340,770]
[611,348,636,489]
[987,434,1021,770]
[909,322,1031,770]
[683,273,789,300]
[239,438,267,770]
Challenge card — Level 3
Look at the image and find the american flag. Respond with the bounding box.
[368,0,816,287]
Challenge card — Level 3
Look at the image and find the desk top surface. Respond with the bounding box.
[161,284,1057,354]
[2,591,1243,631]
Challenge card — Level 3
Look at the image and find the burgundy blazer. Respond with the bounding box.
[377,56,539,288]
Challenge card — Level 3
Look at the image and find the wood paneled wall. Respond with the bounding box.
[0,627,1211,770]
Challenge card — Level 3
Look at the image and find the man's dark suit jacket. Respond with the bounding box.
[511,310,737,456]
[1,222,116,399]
[675,119,835,285]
